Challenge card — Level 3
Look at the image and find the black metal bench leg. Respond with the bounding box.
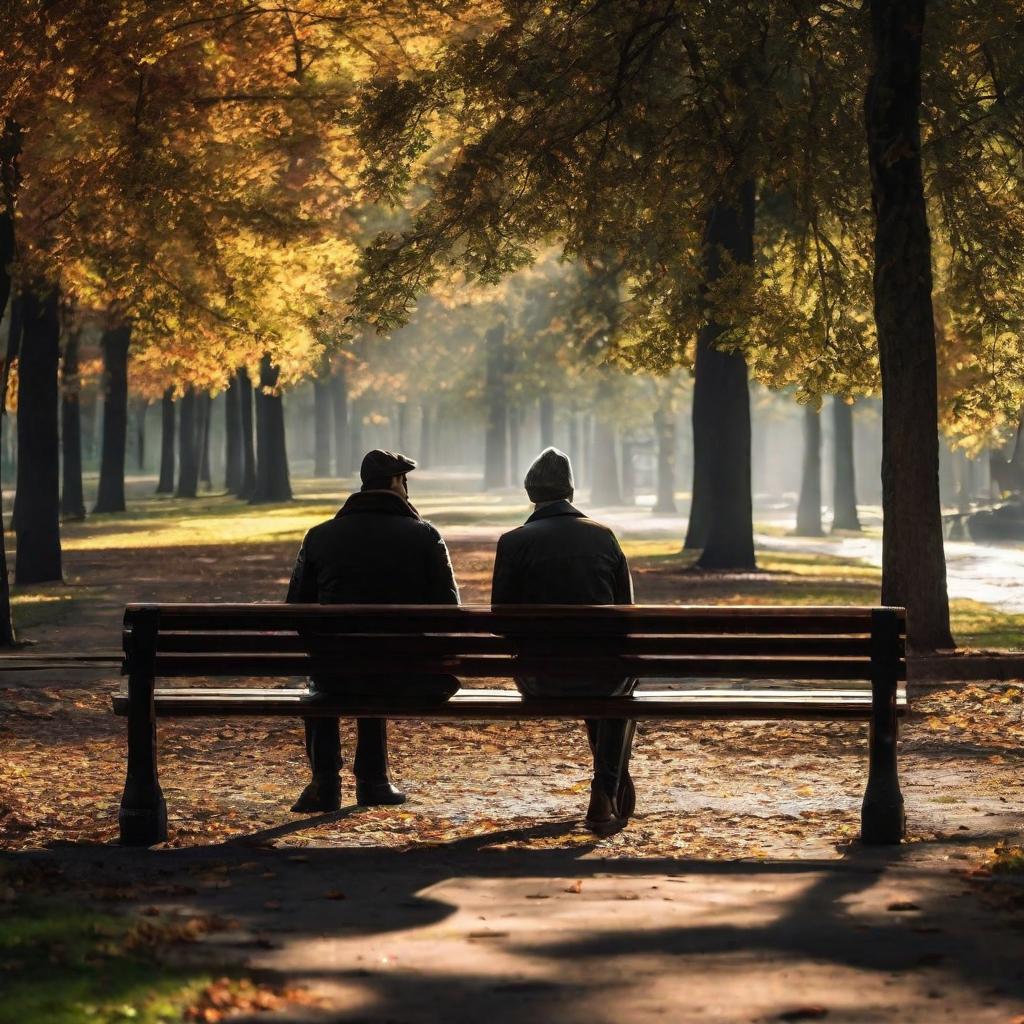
[119,610,167,846]
[861,609,905,844]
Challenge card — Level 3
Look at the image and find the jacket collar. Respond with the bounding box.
[525,499,586,524]
[337,489,422,520]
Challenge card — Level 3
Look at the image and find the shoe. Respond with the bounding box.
[290,776,341,813]
[355,780,407,806]
[584,786,626,837]
[618,770,636,820]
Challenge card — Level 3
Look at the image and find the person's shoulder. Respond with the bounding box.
[574,514,624,544]
[417,518,444,540]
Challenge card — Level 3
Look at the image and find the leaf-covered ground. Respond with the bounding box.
[1,483,1024,1021]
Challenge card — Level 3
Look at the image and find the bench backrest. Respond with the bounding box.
[123,604,907,683]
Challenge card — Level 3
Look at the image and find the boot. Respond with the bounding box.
[355,780,407,806]
[584,783,626,837]
[354,719,407,806]
[291,774,341,813]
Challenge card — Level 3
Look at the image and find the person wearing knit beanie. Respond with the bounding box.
[491,448,637,836]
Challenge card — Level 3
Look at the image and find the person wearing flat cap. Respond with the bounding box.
[491,447,637,836]
[286,449,460,813]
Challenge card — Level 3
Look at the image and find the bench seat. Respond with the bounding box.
[112,685,909,720]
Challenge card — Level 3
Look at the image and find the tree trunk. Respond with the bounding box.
[689,187,757,570]
[61,329,86,521]
[483,322,509,489]
[866,0,952,651]
[251,354,292,504]
[653,395,678,514]
[832,397,862,531]
[313,378,332,476]
[134,399,147,472]
[224,378,243,493]
[420,403,434,468]
[176,386,199,498]
[331,365,350,477]
[197,391,212,489]
[509,405,521,485]
[15,285,62,583]
[568,414,581,480]
[93,325,130,513]
[621,438,636,505]
[349,395,365,471]
[237,368,257,499]
[156,390,175,493]
[795,404,824,536]
[539,395,555,449]
[590,420,621,505]
[397,401,410,454]
[0,140,18,642]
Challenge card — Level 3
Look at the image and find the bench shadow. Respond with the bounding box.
[200,827,1024,1024]
[10,820,1024,1021]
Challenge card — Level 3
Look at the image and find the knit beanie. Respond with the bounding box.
[524,447,574,503]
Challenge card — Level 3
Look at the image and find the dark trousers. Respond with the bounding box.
[515,675,637,797]
[304,717,391,781]
[303,673,458,780]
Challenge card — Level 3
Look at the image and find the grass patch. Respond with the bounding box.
[10,591,83,632]
[0,901,211,1024]
[949,600,1024,651]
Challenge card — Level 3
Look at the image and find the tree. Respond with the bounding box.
[652,384,678,514]
[795,403,824,537]
[832,398,861,532]
[224,377,243,494]
[332,361,351,478]
[176,386,199,499]
[60,326,86,521]
[94,325,131,513]
[237,368,257,499]
[251,355,292,504]
[483,322,509,490]
[866,0,952,650]
[15,285,62,583]
[313,373,332,477]
[156,388,175,494]
[687,190,757,569]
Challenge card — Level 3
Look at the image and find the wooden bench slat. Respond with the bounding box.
[127,603,902,636]
[148,632,880,658]
[111,685,909,721]
[145,653,889,681]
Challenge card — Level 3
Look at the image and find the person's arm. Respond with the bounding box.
[286,535,319,604]
[425,526,461,605]
[490,533,522,605]
[612,538,634,605]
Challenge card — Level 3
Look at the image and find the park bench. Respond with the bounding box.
[114,603,908,848]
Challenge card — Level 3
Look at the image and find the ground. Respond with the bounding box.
[1,476,1023,1023]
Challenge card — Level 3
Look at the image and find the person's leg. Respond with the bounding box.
[291,716,342,812]
[584,678,638,833]
[353,718,407,806]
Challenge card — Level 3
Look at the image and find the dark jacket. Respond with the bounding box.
[287,490,459,606]
[491,500,633,606]
[490,500,634,697]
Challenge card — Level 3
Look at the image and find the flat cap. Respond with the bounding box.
[360,449,417,487]
[524,447,574,503]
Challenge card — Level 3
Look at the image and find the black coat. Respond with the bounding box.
[490,501,634,698]
[491,500,633,606]
[287,490,459,606]
[286,490,459,697]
